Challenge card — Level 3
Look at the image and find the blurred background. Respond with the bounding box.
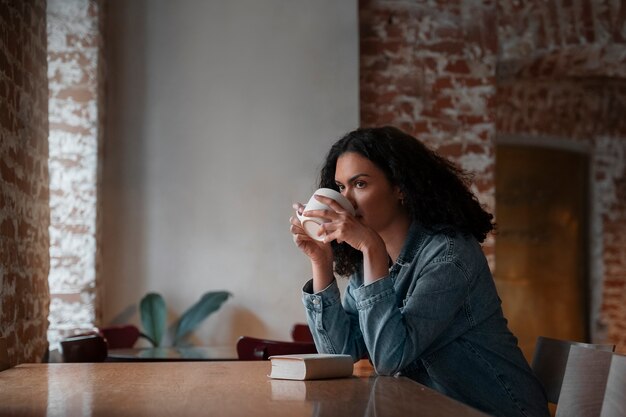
[0,0,624,366]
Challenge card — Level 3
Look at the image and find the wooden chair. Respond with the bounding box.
[60,334,108,362]
[99,324,140,349]
[0,336,10,371]
[291,323,314,343]
[600,353,626,417]
[555,345,614,417]
[236,336,317,360]
[531,336,615,403]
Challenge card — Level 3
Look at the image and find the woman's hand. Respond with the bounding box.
[304,195,389,284]
[304,195,380,253]
[290,203,333,265]
[290,203,336,292]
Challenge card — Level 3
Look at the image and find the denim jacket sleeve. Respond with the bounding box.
[302,279,368,361]
[302,258,471,375]
[354,259,470,375]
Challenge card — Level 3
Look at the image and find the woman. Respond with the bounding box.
[290,126,549,417]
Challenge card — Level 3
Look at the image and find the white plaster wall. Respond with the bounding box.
[103,0,358,348]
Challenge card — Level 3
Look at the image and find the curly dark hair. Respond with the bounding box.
[319,126,495,277]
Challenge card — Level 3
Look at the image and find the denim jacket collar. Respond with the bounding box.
[393,222,426,268]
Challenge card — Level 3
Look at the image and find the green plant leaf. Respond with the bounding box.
[174,291,231,345]
[140,293,167,347]
[138,332,157,347]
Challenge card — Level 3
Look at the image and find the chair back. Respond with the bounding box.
[600,353,626,417]
[100,324,140,349]
[0,337,10,371]
[291,323,314,343]
[555,345,614,417]
[60,334,108,362]
[236,336,317,360]
[531,336,614,403]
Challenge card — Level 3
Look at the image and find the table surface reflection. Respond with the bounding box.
[106,346,238,361]
[0,361,488,417]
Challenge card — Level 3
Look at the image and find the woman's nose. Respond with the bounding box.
[343,189,357,209]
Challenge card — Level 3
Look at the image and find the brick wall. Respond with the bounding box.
[498,0,626,352]
[0,0,50,365]
[497,0,626,79]
[359,0,626,352]
[602,156,626,349]
[359,0,497,265]
[47,0,104,348]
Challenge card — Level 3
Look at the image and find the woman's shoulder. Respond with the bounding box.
[419,225,484,263]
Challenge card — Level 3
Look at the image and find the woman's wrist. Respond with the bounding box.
[361,233,389,284]
[311,258,334,293]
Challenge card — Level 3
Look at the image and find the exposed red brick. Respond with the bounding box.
[1,219,15,237]
[432,76,454,90]
[454,76,493,88]
[435,26,462,39]
[444,59,471,75]
[0,0,50,367]
[46,0,106,349]
[425,41,467,55]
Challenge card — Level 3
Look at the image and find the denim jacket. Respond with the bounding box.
[302,223,549,417]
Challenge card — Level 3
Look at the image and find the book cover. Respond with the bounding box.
[268,353,354,381]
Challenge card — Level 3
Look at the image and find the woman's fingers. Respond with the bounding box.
[302,208,335,220]
[313,195,347,214]
[294,197,360,247]
[292,202,305,215]
[317,214,362,246]
[289,217,308,237]
[318,221,337,243]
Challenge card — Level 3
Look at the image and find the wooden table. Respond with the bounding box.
[0,361,488,417]
[107,346,238,361]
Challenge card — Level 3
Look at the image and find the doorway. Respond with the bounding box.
[495,143,589,361]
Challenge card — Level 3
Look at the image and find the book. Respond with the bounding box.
[268,353,354,380]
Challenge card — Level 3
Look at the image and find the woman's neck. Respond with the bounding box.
[379,214,412,263]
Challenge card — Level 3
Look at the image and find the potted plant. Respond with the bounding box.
[139,291,231,347]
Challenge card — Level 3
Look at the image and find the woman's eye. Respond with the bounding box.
[355,181,366,188]
[336,184,345,191]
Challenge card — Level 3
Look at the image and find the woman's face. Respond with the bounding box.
[334,152,405,233]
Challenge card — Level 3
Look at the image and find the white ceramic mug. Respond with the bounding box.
[296,188,355,241]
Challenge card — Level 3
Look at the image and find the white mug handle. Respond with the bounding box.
[295,204,325,241]
[296,204,306,223]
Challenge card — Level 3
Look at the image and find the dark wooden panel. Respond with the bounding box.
[495,144,589,360]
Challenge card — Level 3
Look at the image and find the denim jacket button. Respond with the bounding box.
[312,298,320,305]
